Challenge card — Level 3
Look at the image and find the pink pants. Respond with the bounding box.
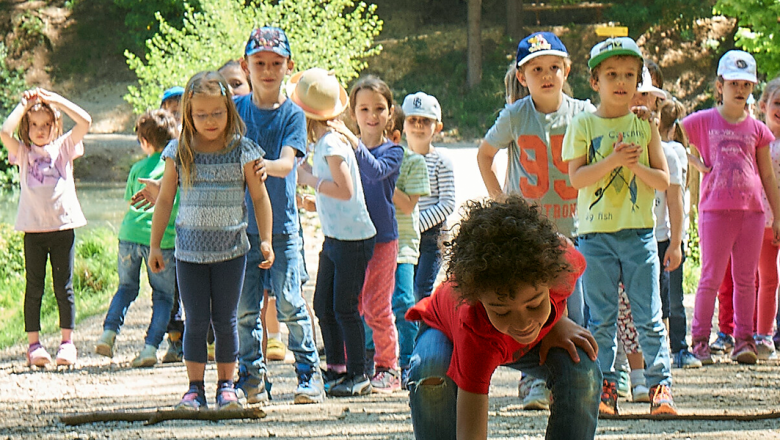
[757,227,780,336]
[717,262,735,335]
[693,210,764,342]
[360,240,399,370]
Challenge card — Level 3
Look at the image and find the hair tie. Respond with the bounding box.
[219,82,227,96]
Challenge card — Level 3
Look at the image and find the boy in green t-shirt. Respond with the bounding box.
[95,109,180,368]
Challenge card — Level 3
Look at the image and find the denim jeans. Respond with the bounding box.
[103,241,176,348]
[365,262,418,368]
[23,229,76,332]
[314,236,375,376]
[237,233,320,379]
[414,223,444,302]
[408,327,601,440]
[658,240,689,353]
[177,255,246,363]
[579,229,671,387]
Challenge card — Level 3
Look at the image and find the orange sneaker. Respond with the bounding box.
[598,379,618,416]
[649,384,677,415]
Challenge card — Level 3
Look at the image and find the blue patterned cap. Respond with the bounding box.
[516,32,568,68]
[245,27,292,58]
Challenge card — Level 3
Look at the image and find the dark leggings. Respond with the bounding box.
[176,255,246,364]
[23,229,76,332]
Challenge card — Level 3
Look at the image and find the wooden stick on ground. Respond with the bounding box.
[60,407,266,426]
[600,411,780,421]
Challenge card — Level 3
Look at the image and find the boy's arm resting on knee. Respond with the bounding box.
[457,390,489,440]
[538,316,598,365]
[477,140,502,198]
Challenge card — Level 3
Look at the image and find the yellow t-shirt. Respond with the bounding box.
[562,112,655,234]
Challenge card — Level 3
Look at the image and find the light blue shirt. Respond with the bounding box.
[312,132,376,241]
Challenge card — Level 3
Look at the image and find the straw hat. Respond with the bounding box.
[287,68,348,120]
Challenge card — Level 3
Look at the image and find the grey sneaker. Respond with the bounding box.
[95,330,117,358]
[294,366,325,404]
[329,373,371,397]
[518,376,551,410]
[710,332,734,354]
[673,349,703,369]
[131,344,158,368]
[755,335,777,360]
[235,367,269,404]
[162,335,183,363]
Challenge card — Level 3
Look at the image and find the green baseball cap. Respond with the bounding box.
[588,37,643,70]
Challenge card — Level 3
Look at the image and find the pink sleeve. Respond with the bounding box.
[58,131,84,161]
[756,120,776,149]
[7,139,24,165]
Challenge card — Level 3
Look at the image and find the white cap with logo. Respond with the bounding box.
[402,92,442,122]
[717,50,757,83]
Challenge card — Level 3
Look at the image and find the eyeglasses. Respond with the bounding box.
[192,110,227,122]
[406,116,435,126]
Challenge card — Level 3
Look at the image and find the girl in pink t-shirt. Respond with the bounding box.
[682,51,780,365]
[0,88,92,368]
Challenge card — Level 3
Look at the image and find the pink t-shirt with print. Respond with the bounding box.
[682,108,774,212]
[9,131,87,232]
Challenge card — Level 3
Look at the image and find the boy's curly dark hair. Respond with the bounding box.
[444,195,570,304]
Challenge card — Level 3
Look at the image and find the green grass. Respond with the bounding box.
[0,225,118,348]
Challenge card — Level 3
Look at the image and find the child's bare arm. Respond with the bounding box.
[298,155,354,201]
[245,161,275,268]
[393,187,420,215]
[456,391,489,440]
[264,146,297,178]
[0,91,37,158]
[627,123,669,191]
[149,160,178,273]
[38,89,92,145]
[756,146,780,243]
[477,140,503,198]
[664,184,684,272]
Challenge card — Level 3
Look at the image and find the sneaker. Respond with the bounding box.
[731,338,758,364]
[329,373,372,397]
[207,343,215,362]
[616,370,630,398]
[26,344,51,367]
[517,376,551,410]
[131,344,158,368]
[235,367,268,404]
[323,369,347,394]
[294,366,325,404]
[599,379,619,416]
[649,384,677,415]
[216,384,242,410]
[673,349,703,369]
[94,330,116,358]
[371,368,401,393]
[710,332,734,354]
[266,338,287,361]
[55,342,77,366]
[691,339,714,365]
[162,334,183,363]
[632,384,650,403]
[755,335,777,360]
[176,386,207,410]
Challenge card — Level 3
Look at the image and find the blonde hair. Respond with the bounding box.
[179,71,245,188]
[658,96,690,185]
[759,77,780,110]
[18,102,63,147]
[504,64,528,104]
[306,118,330,144]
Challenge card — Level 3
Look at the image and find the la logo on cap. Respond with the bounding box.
[413,97,423,108]
[528,34,551,53]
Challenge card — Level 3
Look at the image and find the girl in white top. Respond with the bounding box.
[294,68,377,396]
[0,88,92,368]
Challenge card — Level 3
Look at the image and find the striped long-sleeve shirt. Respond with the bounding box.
[418,148,456,232]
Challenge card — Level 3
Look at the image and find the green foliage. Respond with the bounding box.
[113,0,196,51]
[714,0,780,78]
[0,226,119,348]
[0,42,25,187]
[599,0,714,39]
[125,0,383,114]
[682,206,701,295]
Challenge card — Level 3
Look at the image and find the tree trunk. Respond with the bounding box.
[506,0,524,42]
[467,0,482,89]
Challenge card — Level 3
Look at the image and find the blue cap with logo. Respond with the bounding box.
[161,86,184,103]
[516,32,568,68]
[402,92,441,122]
[245,26,292,58]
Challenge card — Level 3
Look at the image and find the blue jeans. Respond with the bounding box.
[658,239,689,353]
[177,255,246,363]
[103,241,176,348]
[365,262,418,368]
[314,236,375,376]
[408,327,600,440]
[579,229,671,386]
[237,233,319,379]
[414,223,444,301]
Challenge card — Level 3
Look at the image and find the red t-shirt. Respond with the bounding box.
[405,245,586,395]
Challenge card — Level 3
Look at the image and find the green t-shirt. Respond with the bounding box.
[118,152,178,249]
[562,112,655,234]
[395,147,430,264]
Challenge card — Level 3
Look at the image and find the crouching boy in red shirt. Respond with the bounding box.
[406,195,600,440]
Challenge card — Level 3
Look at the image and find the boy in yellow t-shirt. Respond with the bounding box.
[562,37,674,416]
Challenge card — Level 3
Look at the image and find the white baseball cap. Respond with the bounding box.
[637,66,665,99]
[717,50,757,83]
[402,92,441,122]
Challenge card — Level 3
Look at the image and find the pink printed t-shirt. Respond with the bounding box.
[405,245,586,395]
[9,131,87,232]
[682,108,775,212]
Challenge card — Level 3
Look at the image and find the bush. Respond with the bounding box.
[0,42,25,188]
[124,0,383,114]
[0,226,118,348]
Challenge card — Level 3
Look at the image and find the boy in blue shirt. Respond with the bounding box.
[234,26,323,404]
